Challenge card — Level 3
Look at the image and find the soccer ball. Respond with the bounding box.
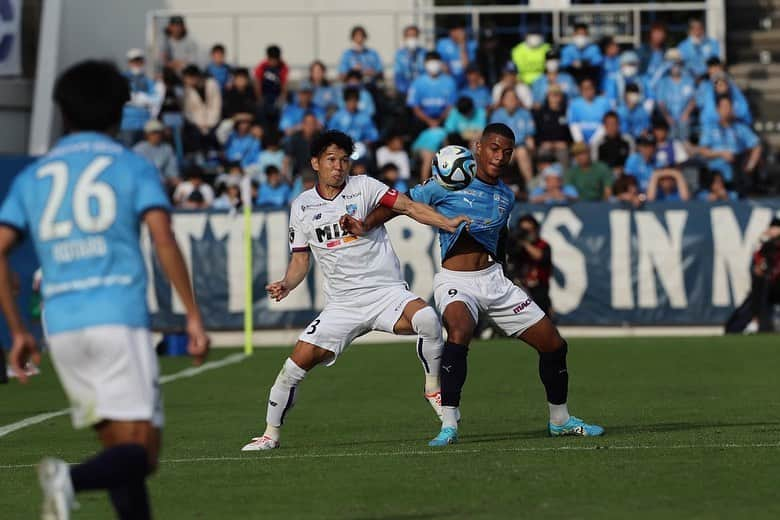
[432,145,476,191]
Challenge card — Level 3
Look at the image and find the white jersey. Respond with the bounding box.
[288,175,406,302]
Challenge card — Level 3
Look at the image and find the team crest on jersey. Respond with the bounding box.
[346,204,357,216]
[494,193,501,201]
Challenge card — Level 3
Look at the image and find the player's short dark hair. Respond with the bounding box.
[211,44,225,54]
[53,60,130,133]
[518,214,540,230]
[310,130,354,158]
[266,45,281,60]
[343,86,360,103]
[482,123,516,144]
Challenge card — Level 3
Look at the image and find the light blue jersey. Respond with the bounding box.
[410,177,514,260]
[0,132,171,335]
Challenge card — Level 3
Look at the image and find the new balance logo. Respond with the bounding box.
[269,401,278,407]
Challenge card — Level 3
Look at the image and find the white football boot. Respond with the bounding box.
[241,435,280,451]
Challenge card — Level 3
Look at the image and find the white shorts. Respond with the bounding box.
[433,263,546,337]
[298,285,418,365]
[47,325,163,429]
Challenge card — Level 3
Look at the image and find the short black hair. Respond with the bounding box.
[518,214,540,230]
[182,64,201,77]
[482,122,515,143]
[380,162,399,175]
[404,25,419,35]
[266,45,281,59]
[211,44,225,54]
[310,130,354,158]
[53,60,130,133]
[264,130,282,147]
[574,23,588,32]
[183,164,204,180]
[653,118,670,131]
[232,67,249,77]
[603,110,619,123]
[425,51,442,62]
[343,86,360,103]
[625,83,641,93]
[345,69,363,82]
[351,25,367,39]
[265,164,280,175]
[456,95,474,115]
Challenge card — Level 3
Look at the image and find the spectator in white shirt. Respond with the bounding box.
[173,165,215,208]
[375,132,411,182]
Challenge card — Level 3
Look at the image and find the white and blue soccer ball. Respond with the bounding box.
[432,145,476,191]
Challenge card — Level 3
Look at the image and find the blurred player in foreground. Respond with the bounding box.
[241,131,469,451]
[341,123,603,446]
[0,60,209,520]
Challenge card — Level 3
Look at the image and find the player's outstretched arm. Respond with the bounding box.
[266,251,310,302]
[339,205,397,236]
[145,209,210,365]
[390,193,470,233]
[0,227,39,383]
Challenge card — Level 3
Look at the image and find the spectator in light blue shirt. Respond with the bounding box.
[655,49,697,141]
[567,77,611,144]
[338,25,383,84]
[696,171,738,201]
[206,44,231,92]
[530,164,579,204]
[394,25,427,97]
[337,70,376,117]
[697,71,752,128]
[678,18,721,79]
[459,65,492,111]
[624,134,660,192]
[436,22,478,87]
[616,83,652,139]
[638,22,669,83]
[223,113,261,169]
[605,51,653,108]
[561,23,603,83]
[256,165,291,209]
[120,48,160,146]
[328,87,379,146]
[490,87,536,183]
[444,96,487,143]
[279,82,326,135]
[308,60,339,113]
[600,36,622,90]
[531,48,578,108]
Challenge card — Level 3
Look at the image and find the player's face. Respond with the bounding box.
[312,144,350,188]
[476,134,514,180]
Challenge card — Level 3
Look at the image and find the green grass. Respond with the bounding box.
[2,336,780,519]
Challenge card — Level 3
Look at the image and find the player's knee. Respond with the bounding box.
[446,325,473,346]
[411,306,442,340]
[274,358,308,388]
[539,339,567,360]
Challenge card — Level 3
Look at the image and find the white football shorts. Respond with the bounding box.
[433,263,546,337]
[298,284,418,365]
[47,325,163,429]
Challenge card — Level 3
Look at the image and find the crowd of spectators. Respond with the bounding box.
[120,15,767,210]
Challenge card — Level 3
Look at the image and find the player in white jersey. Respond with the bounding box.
[241,131,469,450]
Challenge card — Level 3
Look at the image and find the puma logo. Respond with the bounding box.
[462,197,474,208]
[442,365,453,373]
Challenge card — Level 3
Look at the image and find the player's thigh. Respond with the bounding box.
[296,305,370,367]
[433,274,479,345]
[486,277,547,340]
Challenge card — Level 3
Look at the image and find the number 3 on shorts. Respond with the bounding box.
[306,319,321,334]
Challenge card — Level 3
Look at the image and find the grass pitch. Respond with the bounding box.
[2,336,779,519]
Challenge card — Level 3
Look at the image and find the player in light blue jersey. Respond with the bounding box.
[0,60,209,520]
[341,123,604,446]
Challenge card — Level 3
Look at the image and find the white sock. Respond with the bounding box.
[548,402,570,426]
[265,358,307,433]
[412,306,444,394]
[424,375,440,395]
[442,406,459,429]
[263,424,281,442]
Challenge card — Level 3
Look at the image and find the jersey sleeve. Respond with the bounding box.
[362,176,393,209]
[288,204,309,252]
[0,173,29,237]
[134,159,172,217]
[409,179,446,206]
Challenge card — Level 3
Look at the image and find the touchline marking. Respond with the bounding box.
[0,353,247,439]
[1,442,778,470]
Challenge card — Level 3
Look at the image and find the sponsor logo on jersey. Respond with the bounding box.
[342,192,361,199]
[512,299,532,314]
[346,204,357,216]
[326,239,342,248]
[462,197,474,208]
[315,222,344,243]
[301,202,328,211]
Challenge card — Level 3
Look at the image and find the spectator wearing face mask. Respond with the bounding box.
[407,51,458,135]
[120,48,162,147]
[511,31,550,86]
[533,85,572,167]
[490,88,536,184]
[531,48,578,108]
[339,25,383,84]
[567,77,610,144]
[605,51,651,109]
[436,21,478,88]
[490,61,533,111]
[459,65,492,111]
[678,18,721,79]
[655,49,696,141]
[394,25,427,98]
[561,23,603,83]
[589,111,634,176]
[616,83,651,139]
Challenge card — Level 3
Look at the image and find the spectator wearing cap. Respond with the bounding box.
[624,134,661,192]
[605,51,652,108]
[133,119,180,189]
[279,82,326,136]
[529,164,578,204]
[655,49,696,141]
[394,25,427,98]
[459,65,492,111]
[437,21,478,88]
[511,31,550,86]
[221,67,258,120]
[589,111,634,176]
[491,60,533,111]
[284,112,322,177]
[181,65,222,155]
[376,133,411,183]
[256,165,292,209]
[638,22,669,81]
[698,96,762,195]
[490,88,536,183]
[531,48,578,108]
[612,174,643,208]
[561,23,603,83]
[162,15,197,74]
[337,70,376,117]
[120,48,162,147]
[616,83,651,139]
[339,25,383,84]
[223,113,261,169]
[651,119,689,170]
[678,18,721,79]
[328,87,379,146]
[533,84,572,167]
[565,142,613,201]
[206,44,232,92]
[567,77,611,144]
[254,45,289,124]
[407,51,458,139]
[696,171,738,201]
[308,60,339,113]
[697,69,752,128]
[173,165,215,208]
[646,168,690,202]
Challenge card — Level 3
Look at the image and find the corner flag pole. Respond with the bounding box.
[240,175,253,356]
